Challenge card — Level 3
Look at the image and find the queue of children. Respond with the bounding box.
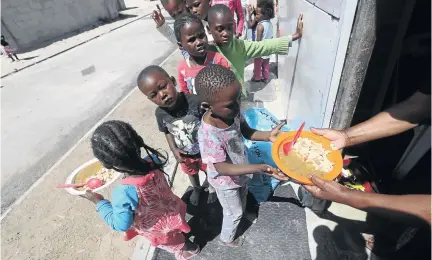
[81,1,304,259]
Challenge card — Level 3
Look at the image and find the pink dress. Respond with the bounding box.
[121,171,190,259]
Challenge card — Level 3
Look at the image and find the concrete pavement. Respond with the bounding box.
[1,9,176,212]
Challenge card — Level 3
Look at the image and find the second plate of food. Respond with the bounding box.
[272,131,343,185]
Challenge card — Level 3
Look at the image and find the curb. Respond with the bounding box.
[1,12,152,79]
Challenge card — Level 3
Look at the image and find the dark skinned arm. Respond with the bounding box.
[256,23,264,41]
[165,133,185,162]
[240,119,271,141]
[214,162,266,176]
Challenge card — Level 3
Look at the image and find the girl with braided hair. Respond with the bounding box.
[81,120,200,260]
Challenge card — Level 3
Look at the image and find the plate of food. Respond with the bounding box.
[272,131,343,185]
[63,158,122,195]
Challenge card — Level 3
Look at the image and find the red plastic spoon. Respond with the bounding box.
[56,178,103,190]
[283,122,305,155]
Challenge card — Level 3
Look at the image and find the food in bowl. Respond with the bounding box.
[278,137,334,177]
[74,167,116,191]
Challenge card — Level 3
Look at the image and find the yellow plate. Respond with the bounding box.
[271,131,343,185]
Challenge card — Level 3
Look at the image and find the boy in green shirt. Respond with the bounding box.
[207,4,303,95]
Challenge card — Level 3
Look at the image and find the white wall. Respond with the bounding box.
[1,0,119,49]
[277,0,357,129]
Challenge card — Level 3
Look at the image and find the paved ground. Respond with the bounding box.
[1,2,175,212]
[1,2,372,259]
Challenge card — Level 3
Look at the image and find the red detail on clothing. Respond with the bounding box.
[180,157,207,175]
[253,58,270,80]
[120,171,190,260]
[178,52,230,94]
[211,0,245,35]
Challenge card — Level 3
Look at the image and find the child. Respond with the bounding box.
[211,0,245,38]
[194,64,289,247]
[81,120,200,260]
[184,0,213,42]
[174,13,230,94]
[207,4,304,94]
[152,1,189,58]
[137,65,217,206]
[1,35,19,62]
[251,0,275,83]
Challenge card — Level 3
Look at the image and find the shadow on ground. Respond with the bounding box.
[152,185,311,260]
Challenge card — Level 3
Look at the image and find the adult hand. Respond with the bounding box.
[303,175,350,204]
[261,164,290,181]
[310,127,348,150]
[173,148,187,163]
[80,190,104,204]
[269,120,287,142]
[152,4,165,27]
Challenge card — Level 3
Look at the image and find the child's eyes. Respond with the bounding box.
[188,37,196,43]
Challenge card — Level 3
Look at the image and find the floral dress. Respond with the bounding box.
[121,171,190,259]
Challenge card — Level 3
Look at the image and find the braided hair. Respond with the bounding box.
[174,12,204,42]
[195,64,238,103]
[257,0,275,20]
[91,120,167,175]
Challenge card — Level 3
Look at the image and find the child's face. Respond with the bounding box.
[208,12,235,46]
[209,81,242,120]
[179,21,208,57]
[162,0,187,18]
[255,7,263,21]
[139,71,179,109]
[185,0,211,20]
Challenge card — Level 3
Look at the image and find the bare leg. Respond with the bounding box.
[8,54,15,62]
[188,174,202,206]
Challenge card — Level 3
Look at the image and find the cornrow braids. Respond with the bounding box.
[91,120,167,176]
[137,65,170,86]
[208,4,232,24]
[174,13,204,42]
[195,64,238,103]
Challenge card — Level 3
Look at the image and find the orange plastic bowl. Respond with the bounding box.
[271,131,343,185]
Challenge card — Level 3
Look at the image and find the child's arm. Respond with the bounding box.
[81,186,137,232]
[256,23,264,41]
[214,162,289,180]
[177,62,190,93]
[241,118,286,142]
[234,0,245,37]
[165,133,186,163]
[247,5,256,29]
[243,13,303,59]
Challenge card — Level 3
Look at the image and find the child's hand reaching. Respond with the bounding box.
[173,148,187,163]
[80,190,104,204]
[261,165,290,181]
[152,4,165,27]
[292,13,304,41]
[247,5,254,15]
[268,120,287,142]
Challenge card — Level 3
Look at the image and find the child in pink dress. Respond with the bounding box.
[81,120,200,260]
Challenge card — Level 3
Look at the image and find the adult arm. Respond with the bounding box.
[304,176,431,226]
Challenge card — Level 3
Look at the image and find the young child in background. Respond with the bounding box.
[1,35,19,62]
[152,1,190,58]
[80,120,200,260]
[175,13,230,94]
[211,0,245,38]
[207,4,304,95]
[251,0,275,83]
[195,64,289,247]
[137,65,217,206]
[184,0,214,42]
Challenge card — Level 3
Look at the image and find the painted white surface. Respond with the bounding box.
[1,0,119,49]
[278,0,340,130]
